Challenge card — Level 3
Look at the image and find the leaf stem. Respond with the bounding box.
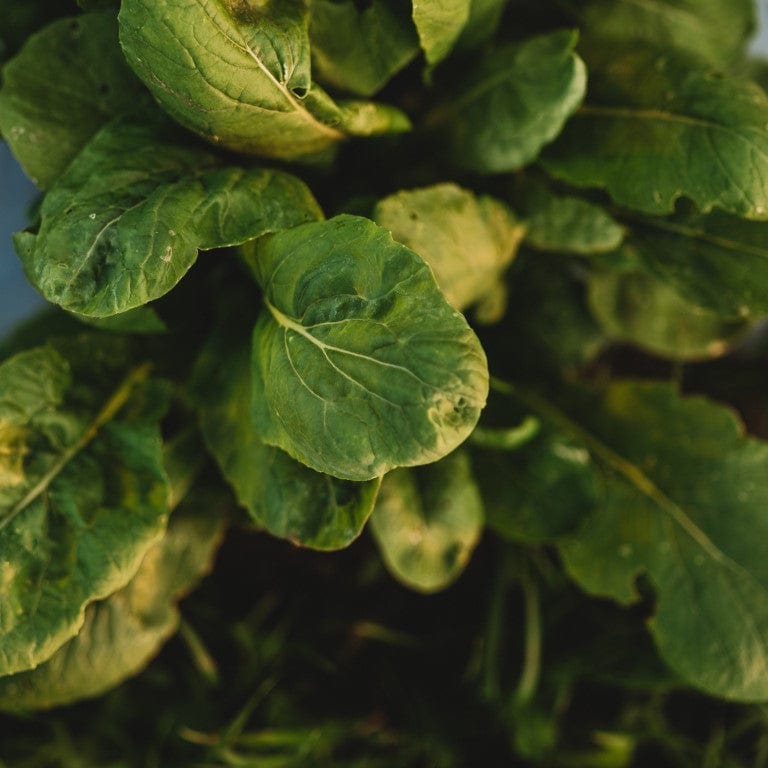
[1,363,152,531]
[514,566,542,706]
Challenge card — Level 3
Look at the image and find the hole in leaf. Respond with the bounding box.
[291,86,308,99]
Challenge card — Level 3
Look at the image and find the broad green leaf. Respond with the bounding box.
[374,184,525,322]
[501,252,606,374]
[616,212,768,319]
[430,30,586,173]
[118,0,410,161]
[18,121,323,318]
[191,304,380,550]
[541,380,768,701]
[576,0,755,70]
[0,495,226,710]
[309,0,419,97]
[520,183,624,255]
[370,450,483,592]
[249,215,489,481]
[542,45,768,219]
[412,0,471,68]
[0,14,151,189]
[0,343,169,676]
[474,425,598,542]
[588,266,749,360]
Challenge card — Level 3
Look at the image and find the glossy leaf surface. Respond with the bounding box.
[310,0,419,96]
[18,121,322,317]
[552,381,768,701]
[374,184,525,321]
[435,30,586,173]
[192,306,380,550]
[543,46,768,219]
[0,344,168,676]
[0,497,226,709]
[370,450,483,592]
[0,14,151,189]
[250,215,489,481]
[119,0,409,160]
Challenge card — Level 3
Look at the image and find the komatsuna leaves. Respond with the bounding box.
[542,45,768,219]
[575,0,755,70]
[518,183,624,255]
[0,495,226,710]
[430,30,586,173]
[617,211,768,319]
[249,215,489,482]
[587,265,748,360]
[191,302,380,550]
[0,343,168,676]
[374,184,525,322]
[309,0,419,97]
[0,14,152,190]
[118,0,410,161]
[543,381,768,701]
[370,450,483,593]
[412,0,471,68]
[18,121,323,318]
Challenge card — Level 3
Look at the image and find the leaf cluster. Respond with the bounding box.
[2,0,768,764]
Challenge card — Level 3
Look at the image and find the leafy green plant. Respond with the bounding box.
[3,0,768,764]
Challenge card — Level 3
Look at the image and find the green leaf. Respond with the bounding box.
[474,420,598,542]
[528,380,768,701]
[0,494,226,710]
[191,303,380,550]
[18,121,323,318]
[616,212,768,319]
[542,45,768,219]
[309,0,419,97]
[72,307,168,335]
[520,183,624,255]
[587,265,749,360]
[575,0,755,70]
[0,14,152,189]
[0,343,169,676]
[412,0,471,68]
[249,215,489,481]
[370,450,483,592]
[0,0,69,67]
[431,30,586,173]
[374,183,525,322]
[118,0,409,161]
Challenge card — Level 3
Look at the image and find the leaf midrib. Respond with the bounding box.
[0,364,152,531]
[493,377,756,581]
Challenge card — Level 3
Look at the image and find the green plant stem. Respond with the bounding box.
[514,567,542,707]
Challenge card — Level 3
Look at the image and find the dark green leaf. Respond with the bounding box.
[576,0,755,70]
[542,45,768,219]
[0,494,226,709]
[0,14,152,189]
[0,343,168,676]
[118,0,410,161]
[72,307,168,335]
[520,183,624,255]
[539,380,768,701]
[249,215,489,481]
[455,0,508,51]
[18,121,323,317]
[0,0,71,67]
[475,424,598,543]
[370,450,483,592]
[616,212,768,318]
[192,305,380,550]
[412,0,471,68]
[588,265,749,359]
[374,183,525,322]
[431,30,586,173]
[309,0,419,97]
